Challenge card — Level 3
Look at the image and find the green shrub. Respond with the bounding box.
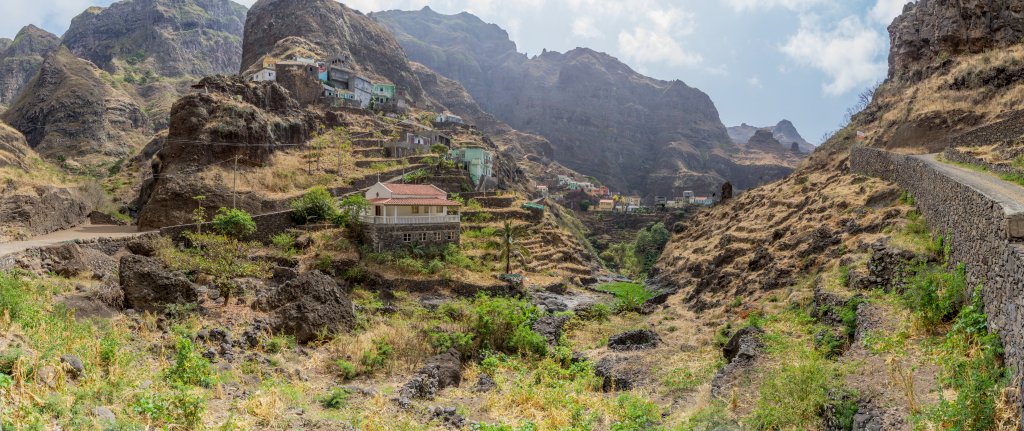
[360,338,393,372]
[611,394,661,431]
[676,402,737,431]
[469,295,546,356]
[747,350,842,430]
[332,194,370,227]
[335,359,357,380]
[577,303,611,322]
[210,207,256,238]
[165,336,215,388]
[271,233,296,252]
[595,282,653,313]
[427,329,474,353]
[916,290,1007,430]
[290,186,339,224]
[320,387,352,409]
[132,389,205,429]
[902,263,967,328]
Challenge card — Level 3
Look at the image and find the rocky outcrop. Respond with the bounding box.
[0,25,59,108]
[240,0,427,103]
[375,8,797,197]
[727,120,814,153]
[1,47,150,163]
[888,0,1024,81]
[136,75,318,229]
[0,184,93,240]
[711,326,764,398]
[607,330,661,351]
[61,0,248,77]
[0,122,31,170]
[255,270,355,344]
[744,129,788,153]
[119,254,199,312]
[397,348,462,405]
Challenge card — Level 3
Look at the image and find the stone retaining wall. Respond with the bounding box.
[850,146,1024,406]
[160,210,298,243]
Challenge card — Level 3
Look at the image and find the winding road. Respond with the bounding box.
[0,224,143,258]
[913,153,1024,216]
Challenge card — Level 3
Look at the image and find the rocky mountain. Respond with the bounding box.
[240,0,427,103]
[1,47,150,165]
[727,120,814,153]
[374,7,800,198]
[888,0,1024,82]
[0,121,32,170]
[0,25,60,109]
[61,0,248,78]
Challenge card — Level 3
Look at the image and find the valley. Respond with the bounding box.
[1,0,1024,430]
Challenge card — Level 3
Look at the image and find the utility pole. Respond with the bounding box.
[232,154,240,208]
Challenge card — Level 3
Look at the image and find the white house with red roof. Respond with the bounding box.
[360,182,463,251]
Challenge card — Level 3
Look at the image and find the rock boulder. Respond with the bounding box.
[118,254,198,312]
[255,270,355,344]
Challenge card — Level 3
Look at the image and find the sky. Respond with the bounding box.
[0,0,914,144]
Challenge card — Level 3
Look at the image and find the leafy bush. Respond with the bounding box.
[290,186,339,224]
[611,394,661,431]
[902,263,967,328]
[360,338,393,373]
[210,207,256,238]
[577,303,611,321]
[165,336,215,388]
[131,389,206,429]
[320,387,352,409]
[917,290,1008,430]
[271,233,297,255]
[595,282,653,313]
[332,194,370,227]
[469,295,546,356]
[335,359,356,380]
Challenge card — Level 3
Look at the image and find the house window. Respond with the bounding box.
[412,206,420,214]
[447,232,454,241]
[402,233,412,242]
[435,232,442,241]
[420,232,428,241]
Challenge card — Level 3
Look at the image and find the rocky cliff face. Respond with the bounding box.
[136,75,320,229]
[0,25,60,109]
[240,0,427,103]
[889,0,1024,81]
[0,122,32,170]
[374,8,794,198]
[1,47,150,164]
[61,0,247,77]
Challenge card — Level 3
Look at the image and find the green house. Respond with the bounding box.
[372,83,396,99]
[449,146,494,187]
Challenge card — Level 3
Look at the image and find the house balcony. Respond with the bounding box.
[359,214,461,225]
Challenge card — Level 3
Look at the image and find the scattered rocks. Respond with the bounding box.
[93,406,116,423]
[429,406,466,429]
[474,374,496,393]
[60,354,85,379]
[254,271,355,344]
[865,241,921,291]
[41,242,88,277]
[118,254,198,313]
[126,237,158,257]
[397,349,462,405]
[607,330,660,351]
[531,314,570,346]
[88,211,127,226]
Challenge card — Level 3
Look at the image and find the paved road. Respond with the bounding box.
[0,224,143,257]
[914,154,1024,215]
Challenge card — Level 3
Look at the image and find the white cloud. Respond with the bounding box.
[747,75,763,87]
[724,0,823,12]
[780,15,887,95]
[868,0,914,24]
[618,27,703,67]
[572,17,601,38]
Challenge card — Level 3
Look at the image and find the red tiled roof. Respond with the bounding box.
[380,183,445,197]
[369,198,462,206]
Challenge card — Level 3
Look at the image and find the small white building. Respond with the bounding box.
[436,112,465,124]
[251,68,276,82]
[353,75,373,108]
[360,183,463,252]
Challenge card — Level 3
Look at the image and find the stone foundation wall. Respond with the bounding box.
[364,222,460,252]
[850,146,1024,406]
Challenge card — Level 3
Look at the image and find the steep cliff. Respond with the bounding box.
[888,0,1024,82]
[1,47,150,164]
[0,25,60,109]
[240,0,427,103]
[374,8,799,198]
[0,122,32,170]
[61,0,248,77]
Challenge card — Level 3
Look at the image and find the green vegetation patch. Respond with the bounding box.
[595,282,653,313]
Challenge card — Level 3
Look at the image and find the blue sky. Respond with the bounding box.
[1,0,913,143]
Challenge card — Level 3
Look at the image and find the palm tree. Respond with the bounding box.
[495,220,530,274]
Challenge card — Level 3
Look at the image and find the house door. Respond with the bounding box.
[375,206,383,217]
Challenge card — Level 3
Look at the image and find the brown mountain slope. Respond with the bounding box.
[374,8,802,198]
[0,25,60,109]
[61,0,248,78]
[1,47,150,165]
[240,0,427,103]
